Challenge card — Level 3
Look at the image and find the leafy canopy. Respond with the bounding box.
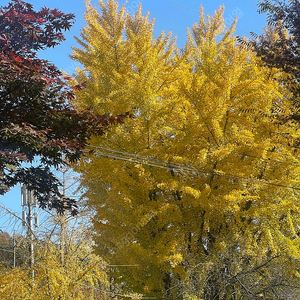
[251,0,300,120]
[0,0,130,214]
[0,226,110,299]
[72,0,300,298]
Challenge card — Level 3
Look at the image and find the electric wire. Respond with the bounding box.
[84,147,197,174]
[87,145,197,171]
[85,144,286,174]
[15,258,147,299]
[84,145,300,191]
[1,3,290,295]
[165,0,252,35]
[0,207,151,299]
[0,5,281,296]
[166,0,198,13]
[88,140,300,168]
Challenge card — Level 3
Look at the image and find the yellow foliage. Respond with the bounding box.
[0,225,110,299]
[71,0,300,297]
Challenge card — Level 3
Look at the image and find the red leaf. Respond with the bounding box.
[37,19,45,23]
[116,116,124,124]
[62,75,71,80]
[14,56,22,63]
[23,14,35,21]
[66,91,75,100]
[109,116,115,124]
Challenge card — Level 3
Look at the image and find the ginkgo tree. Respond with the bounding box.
[71,1,300,298]
[0,214,144,300]
[0,166,144,300]
[0,213,109,299]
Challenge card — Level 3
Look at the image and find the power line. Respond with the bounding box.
[0,248,13,253]
[166,0,198,13]
[88,140,300,168]
[85,146,197,174]
[0,207,149,299]
[108,264,140,266]
[5,254,146,299]
[164,0,252,35]
[85,145,300,192]
[87,145,196,170]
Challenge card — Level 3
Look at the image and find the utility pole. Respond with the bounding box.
[13,230,15,268]
[21,185,38,280]
[60,167,68,267]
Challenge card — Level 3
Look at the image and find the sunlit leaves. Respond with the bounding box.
[72,1,300,298]
[0,1,125,213]
[0,227,110,299]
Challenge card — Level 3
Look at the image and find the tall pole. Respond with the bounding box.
[21,185,37,281]
[28,198,34,280]
[13,230,15,268]
[60,168,66,266]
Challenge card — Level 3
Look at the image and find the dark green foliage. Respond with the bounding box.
[252,1,300,115]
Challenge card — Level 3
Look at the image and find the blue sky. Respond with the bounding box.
[0,0,268,228]
[33,0,268,72]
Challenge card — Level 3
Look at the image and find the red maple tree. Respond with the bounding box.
[0,0,130,214]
